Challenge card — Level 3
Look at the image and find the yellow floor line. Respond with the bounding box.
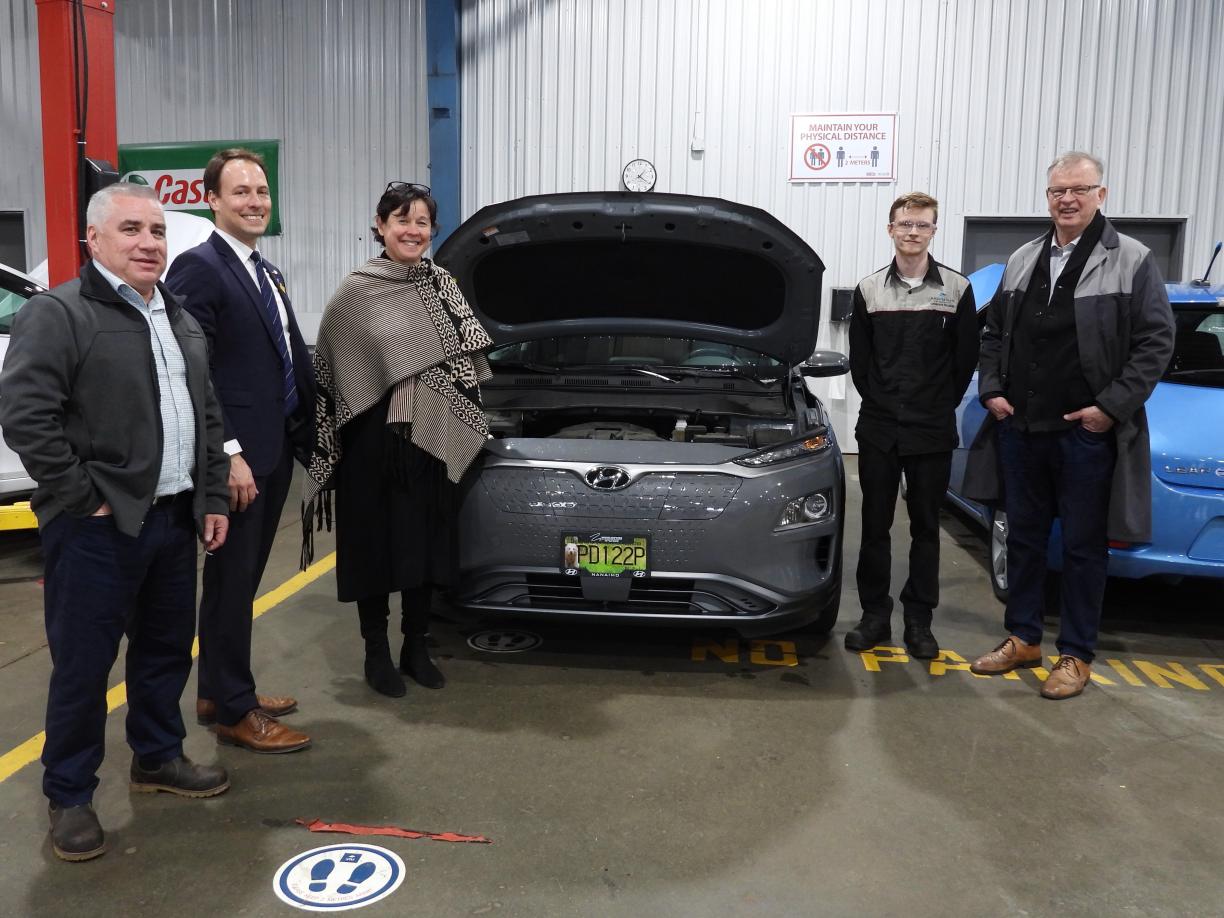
[0,552,336,785]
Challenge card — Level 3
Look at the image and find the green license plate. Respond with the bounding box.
[561,534,649,578]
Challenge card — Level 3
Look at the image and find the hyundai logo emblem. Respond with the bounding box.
[584,466,631,490]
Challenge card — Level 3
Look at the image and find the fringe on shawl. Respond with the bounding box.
[300,490,334,570]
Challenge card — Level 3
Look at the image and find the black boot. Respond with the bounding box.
[844,615,892,652]
[358,597,405,697]
[902,607,940,660]
[400,587,445,689]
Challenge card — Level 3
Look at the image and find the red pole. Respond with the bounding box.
[36,0,118,287]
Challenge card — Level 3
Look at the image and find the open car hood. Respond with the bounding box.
[435,192,825,366]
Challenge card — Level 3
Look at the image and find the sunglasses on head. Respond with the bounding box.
[385,181,431,196]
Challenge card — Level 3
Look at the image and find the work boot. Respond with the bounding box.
[48,803,105,862]
[130,754,230,797]
[902,608,939,660]
[358,597,406,697]
[844,616,891,652]
[400,587,445,689]
[903,624,940,659]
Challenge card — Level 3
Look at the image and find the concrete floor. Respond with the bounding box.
[1,458,1223,917]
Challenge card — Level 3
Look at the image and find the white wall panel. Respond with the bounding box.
[459,0,1224,447]
[0,0,46,271]
[112,0,431,337]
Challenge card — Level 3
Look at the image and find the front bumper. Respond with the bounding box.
[455,442,844,634]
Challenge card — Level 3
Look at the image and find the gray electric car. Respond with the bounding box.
[437,192,847,636]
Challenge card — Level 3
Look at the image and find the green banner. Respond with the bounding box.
[117,139,282,235]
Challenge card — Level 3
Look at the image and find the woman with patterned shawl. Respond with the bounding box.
[303,183,493,697]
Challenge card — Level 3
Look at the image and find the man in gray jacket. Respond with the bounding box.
[966,152,1174,699]
[0,183,231,860]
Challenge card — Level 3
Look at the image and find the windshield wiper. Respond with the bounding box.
[652,364,777,385]
[625,367,680,383]
[491,359,561,373]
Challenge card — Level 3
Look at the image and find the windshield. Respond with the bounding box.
[1163,308,1224,389]
[488,335,785,380]
[0,274,38,336]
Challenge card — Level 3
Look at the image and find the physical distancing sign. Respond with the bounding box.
[273,843,404,912]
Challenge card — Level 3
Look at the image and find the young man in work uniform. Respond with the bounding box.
[846,192,979,659]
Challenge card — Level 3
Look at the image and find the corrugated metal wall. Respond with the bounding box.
[0,0,46,272]
[112,0,431,337]
[458,0,1224,447]
[7,0,1222,378]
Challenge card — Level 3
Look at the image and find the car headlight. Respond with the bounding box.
[734,431,831,467]
[776,490,834,530]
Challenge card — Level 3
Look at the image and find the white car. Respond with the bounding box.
[0,261,42,500]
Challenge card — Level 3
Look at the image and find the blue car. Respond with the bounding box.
[946,263,1224,600]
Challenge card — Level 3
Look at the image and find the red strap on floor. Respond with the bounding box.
[295,817,492,844]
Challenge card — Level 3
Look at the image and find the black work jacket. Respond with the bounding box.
[849,257,979,455]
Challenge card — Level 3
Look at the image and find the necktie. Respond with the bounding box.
[250,251,299,416]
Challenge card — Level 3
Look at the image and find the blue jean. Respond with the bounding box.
[40,498,197,806]
[997,422,1116,662]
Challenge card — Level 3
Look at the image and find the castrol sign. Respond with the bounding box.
[117,139,282,235]
[121,170,208,208]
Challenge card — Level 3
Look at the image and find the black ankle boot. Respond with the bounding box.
[365,644,406,696]
[358,597,406,697]
[844,616,892,652]
[400,636,445,689]
[399,586,445,689]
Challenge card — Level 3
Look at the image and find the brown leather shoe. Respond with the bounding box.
[196,693,298,726]
[1041,655,1092,700]
[970,635,1042,675]
[214,709,311,754]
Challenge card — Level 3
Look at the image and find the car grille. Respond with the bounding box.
[478,468,742,520]
[504,574,778,616]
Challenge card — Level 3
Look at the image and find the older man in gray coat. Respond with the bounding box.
[965,152,1174,699]
[0,183,231,861]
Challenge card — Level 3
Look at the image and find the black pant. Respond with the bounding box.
[855,442,952,624]
[41,498,197,806]
[197,441,294,726]
[998,422,1115,662]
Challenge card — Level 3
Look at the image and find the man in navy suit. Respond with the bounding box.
[166,149,313,753]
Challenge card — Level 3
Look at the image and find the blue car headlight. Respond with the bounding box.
[734,430,832,467]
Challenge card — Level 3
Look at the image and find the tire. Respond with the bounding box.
[989,509,1009,603]
[801,587,841,636]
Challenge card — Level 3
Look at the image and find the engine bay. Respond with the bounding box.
[484,409,798,449]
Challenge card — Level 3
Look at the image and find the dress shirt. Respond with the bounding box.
[213,228,294,457]
[1049,235,1081,301]
[212,227,292,356]
[92,261,196,498]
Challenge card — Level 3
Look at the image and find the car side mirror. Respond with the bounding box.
[800,350,849,378]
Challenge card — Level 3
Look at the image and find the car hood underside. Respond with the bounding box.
[435,192,826,366]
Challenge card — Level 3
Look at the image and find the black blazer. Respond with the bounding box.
[165,232,314,476]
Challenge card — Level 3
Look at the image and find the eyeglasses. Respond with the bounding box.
[1045,185,1101,199]
[891,221,936,234]
[385,181,432,196]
